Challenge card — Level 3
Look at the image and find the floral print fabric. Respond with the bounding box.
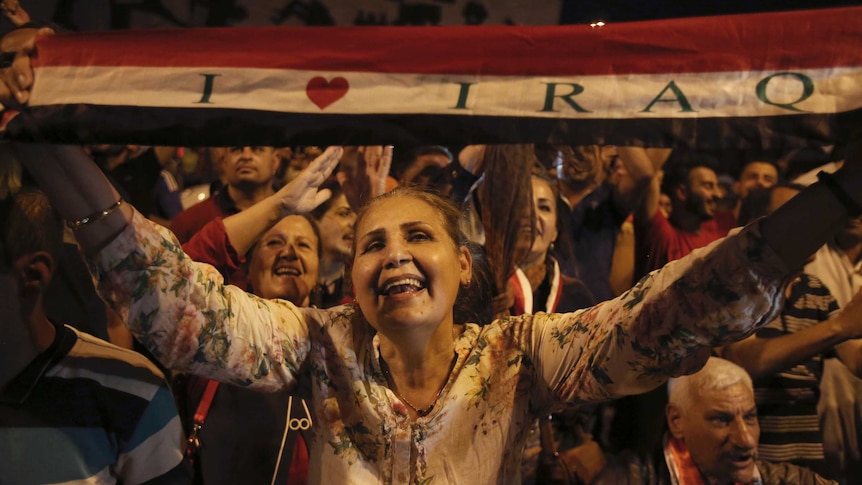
[92,212,790,484]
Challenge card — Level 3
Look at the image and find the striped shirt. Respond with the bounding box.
[0,323,188,484]
[753,273,838,476]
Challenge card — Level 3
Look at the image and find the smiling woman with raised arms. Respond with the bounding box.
[5,29,862,484]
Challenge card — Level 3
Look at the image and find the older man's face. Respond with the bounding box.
[668,382,759,484]
[223,146,280,189]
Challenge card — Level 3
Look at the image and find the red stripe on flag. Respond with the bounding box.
[32,7,862,76]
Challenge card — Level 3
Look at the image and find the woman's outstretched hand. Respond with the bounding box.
[277,145,343,215]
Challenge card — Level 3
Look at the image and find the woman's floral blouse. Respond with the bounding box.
[92,211,791,484]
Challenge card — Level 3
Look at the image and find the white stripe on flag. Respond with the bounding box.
[31,65,862,119]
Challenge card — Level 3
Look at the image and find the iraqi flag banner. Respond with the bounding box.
[5,5,862,148]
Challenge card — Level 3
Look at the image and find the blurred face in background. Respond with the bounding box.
[836,215,862,248]
[659,193,673,218]
[317,193,356,263]
[682,166,720,220]
[400,150,452,187]
[736,161,778,200]
[223,146,281,190]
[524,176,558,268]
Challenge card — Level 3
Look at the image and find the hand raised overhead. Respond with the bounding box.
[277,145,343,216]
[337,145,393,209]
[0,27,52,110]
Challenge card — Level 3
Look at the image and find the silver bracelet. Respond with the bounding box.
[66,199,124,230]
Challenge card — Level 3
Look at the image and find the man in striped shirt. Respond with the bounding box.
[0,188,189,484]
[719,184,862,483]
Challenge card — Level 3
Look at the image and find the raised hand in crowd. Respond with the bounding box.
[762,156,862,267]
[458,144,486,175]
[0,0,31,27]
[0,26,50,110]
[336,145,393,209]
[719,283,862,380]
[221,145,343,256]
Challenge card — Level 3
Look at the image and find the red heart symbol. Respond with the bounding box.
[306,76,349,110]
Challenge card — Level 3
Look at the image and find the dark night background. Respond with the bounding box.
[560,0,862,23]
[7,0,862,31]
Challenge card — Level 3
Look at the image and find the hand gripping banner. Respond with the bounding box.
[5,5,862,148]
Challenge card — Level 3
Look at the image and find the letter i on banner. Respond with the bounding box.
[197,74,220,104]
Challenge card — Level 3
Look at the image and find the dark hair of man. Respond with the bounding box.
[737,182,806,226]
[735,158,779,181]
[661,150,720,197]
[1,188,63,264]
[410,145,453,164]
[532,144,559,173]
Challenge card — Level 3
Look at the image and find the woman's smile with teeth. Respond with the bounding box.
[380,278,425,295]
[274,266,300,276]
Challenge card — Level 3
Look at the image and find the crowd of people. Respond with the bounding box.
[2,23,862,485]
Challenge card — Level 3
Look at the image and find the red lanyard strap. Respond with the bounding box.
[186,379,219,461]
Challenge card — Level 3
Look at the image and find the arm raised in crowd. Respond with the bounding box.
[761,153,862,269]
[221,145,342,255]
[720,285,862,379]
[13,144,135,253]
[0,27,50,109]
[613,146,671,215]
[335,145,393,210]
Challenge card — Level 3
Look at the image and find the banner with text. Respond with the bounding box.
[7,6,862,148]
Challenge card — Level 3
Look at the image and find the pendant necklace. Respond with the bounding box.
[379,352,457,417]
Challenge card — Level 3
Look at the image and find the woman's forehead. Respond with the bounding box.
[532,177,554,196]
[359,195,441,232]
[273,215,316,239]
